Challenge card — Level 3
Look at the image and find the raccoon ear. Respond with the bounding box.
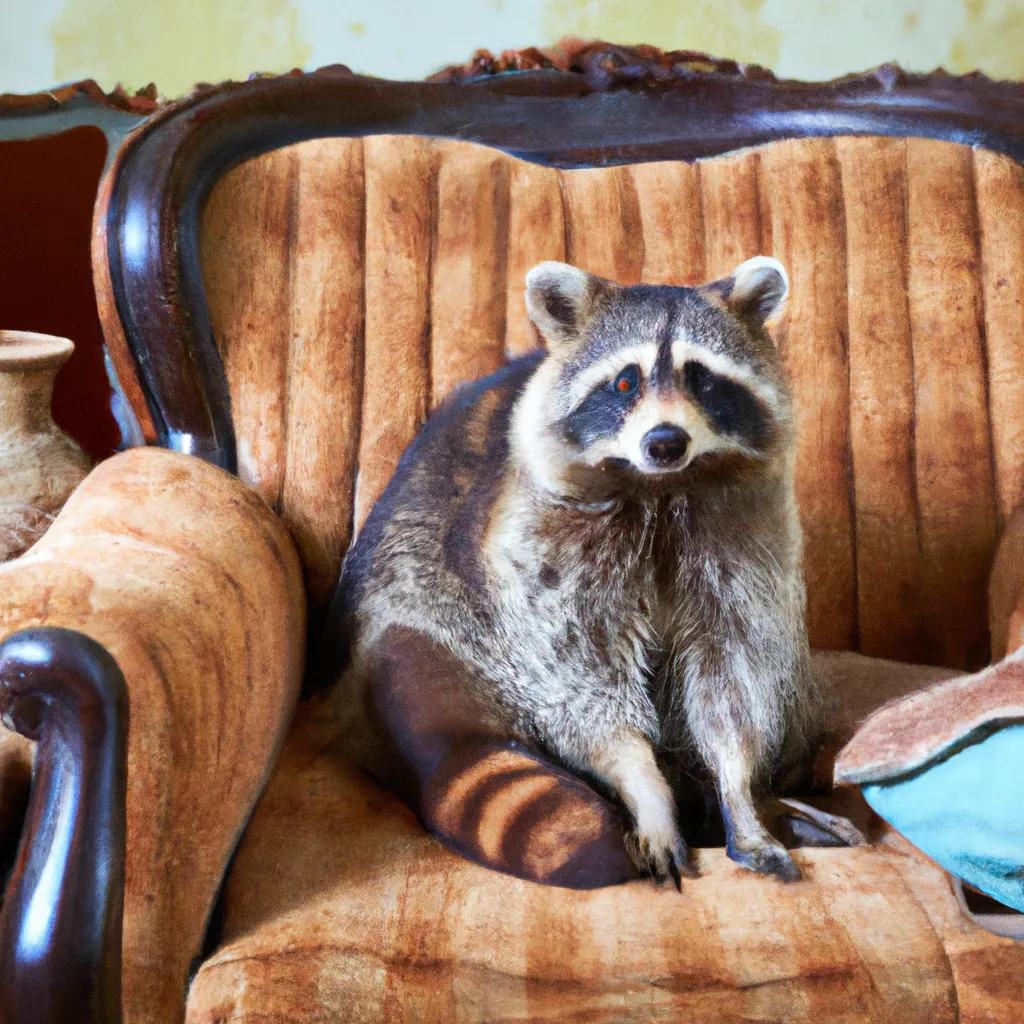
[525,262,607,351]
[704,256,789,326]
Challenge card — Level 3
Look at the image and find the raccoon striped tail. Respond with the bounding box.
[360,626,637,889]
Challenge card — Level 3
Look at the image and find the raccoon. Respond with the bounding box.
[331,257,823,885]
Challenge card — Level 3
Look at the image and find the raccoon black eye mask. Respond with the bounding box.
[332,255,823,889]
[562,358,774,460]
[683,361,776,451]
[560,364,642,449]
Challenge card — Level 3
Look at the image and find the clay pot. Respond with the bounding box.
[0,331,92,562]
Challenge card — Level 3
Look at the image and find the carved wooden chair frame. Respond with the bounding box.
[4,48,1024,1020]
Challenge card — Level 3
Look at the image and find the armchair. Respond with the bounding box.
[2,44,1023,1022]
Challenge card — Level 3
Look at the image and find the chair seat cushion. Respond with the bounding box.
[186,652,1024,1023]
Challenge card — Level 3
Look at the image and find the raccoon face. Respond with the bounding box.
[514,257,791,498]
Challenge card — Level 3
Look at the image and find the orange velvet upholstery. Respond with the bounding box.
[201,134,1024,669]
[180,134,1024,1022]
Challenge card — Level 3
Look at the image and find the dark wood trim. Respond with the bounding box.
[0,627,127,1024]
[426,39,778,84]
[93,48,1024,470]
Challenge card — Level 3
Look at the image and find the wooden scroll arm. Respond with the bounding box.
[94,60,1024,468]
[0,627,127,1024]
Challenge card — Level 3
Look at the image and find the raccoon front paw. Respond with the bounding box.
[625,822,698,889]
[726,834,802,882]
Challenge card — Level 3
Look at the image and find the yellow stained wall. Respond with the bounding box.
[52,0,313,95]
[1,0,1022,98]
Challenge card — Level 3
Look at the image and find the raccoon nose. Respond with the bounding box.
[643,423,691,467]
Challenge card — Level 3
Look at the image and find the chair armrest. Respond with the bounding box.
[0,627,128,1024]
[0,448,306,1024]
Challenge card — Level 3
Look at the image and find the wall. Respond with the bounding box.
[2,0,1024,99]
[0,129,119,458]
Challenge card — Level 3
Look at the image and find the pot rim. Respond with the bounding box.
[0,331,75,371]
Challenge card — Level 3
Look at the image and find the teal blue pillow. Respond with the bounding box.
[862,723,1024,913]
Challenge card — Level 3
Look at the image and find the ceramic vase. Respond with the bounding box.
[0,331,92,562]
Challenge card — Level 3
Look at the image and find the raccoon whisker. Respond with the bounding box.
[730,444,770,461]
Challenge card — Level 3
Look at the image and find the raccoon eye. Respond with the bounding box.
[613,365,640,395]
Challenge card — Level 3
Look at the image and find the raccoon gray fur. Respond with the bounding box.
[333,256,824,884]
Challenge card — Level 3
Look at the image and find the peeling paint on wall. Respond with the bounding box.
[51,0,313,94]
[951,0,1024,79]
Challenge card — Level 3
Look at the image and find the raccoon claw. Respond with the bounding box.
[726,837,802,882]
[666,846,699,889]
[667,857,682,891]
[626,828,698,887]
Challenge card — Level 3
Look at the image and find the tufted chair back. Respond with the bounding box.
[197,134,1024,670]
